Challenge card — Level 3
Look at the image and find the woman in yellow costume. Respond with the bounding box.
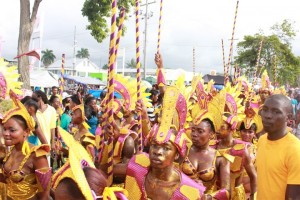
[181,76,231,199]
[0,91,51,200]
[53,127,128,200]
[0,59,51,200]
[212,83,257,200]
[70,103,96,161]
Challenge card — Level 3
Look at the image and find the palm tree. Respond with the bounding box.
[76,48,90,59]
[41,49,56,67]
[126,58,142,69]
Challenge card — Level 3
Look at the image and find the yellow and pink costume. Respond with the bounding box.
[125,86,205,200]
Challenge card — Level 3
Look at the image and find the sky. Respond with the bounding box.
[1,0,300,75]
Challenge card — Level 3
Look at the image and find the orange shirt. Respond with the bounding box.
[256,132,300,200]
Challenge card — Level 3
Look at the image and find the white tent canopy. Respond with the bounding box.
[30,70,59,87]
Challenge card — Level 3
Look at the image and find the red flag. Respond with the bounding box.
[14,49,40,60]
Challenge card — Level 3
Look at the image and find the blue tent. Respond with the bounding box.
[88,89,122,99]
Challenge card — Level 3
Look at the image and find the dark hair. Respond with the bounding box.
[49,95,59,105]
[240,122,257,132]
[24,99,39,113]
[11,115,28,130]
[58,178,85,199]
[70,94,81,106]
[20,96,32,104]
[52,86,59,90]
[34,90,49,104]
[85,97,96,106]
[100,90,107,100]
[83,167,107,196]
[202,118,215,133]
[150,89,159,98]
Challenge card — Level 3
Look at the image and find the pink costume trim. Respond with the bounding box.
[114,132,137,161]
[0,72,7,98]
[211,188,230,200]
[35,167,52,192]
[126,154,205,200]
[114,80,131,110]
[157,69,166,86]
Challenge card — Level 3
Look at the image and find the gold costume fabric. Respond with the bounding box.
[1,145,49,200]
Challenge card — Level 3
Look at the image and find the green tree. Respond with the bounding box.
[126,58,141,69]
[102,64,108,69]
[81,0,134,43]
[76,48,90,59]
[41,49,56,67]
[235,20,300,86]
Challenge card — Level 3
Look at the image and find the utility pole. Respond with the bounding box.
[141,0,155,79]
[73,26,77,76]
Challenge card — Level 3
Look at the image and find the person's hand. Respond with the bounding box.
[154,52,163,69]
[136,100,148,119]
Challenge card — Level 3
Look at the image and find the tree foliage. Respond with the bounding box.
[41,49,56,67]
[235,20,300,86]
[76,48,90,59]
[102,64,108,69]
[81,0,134,43]
[126,58,141,69]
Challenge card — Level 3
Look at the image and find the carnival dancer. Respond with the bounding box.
[0,90,51,199]
[125,86,206,200]
[238,96,263,198]
[258,70,273,106]
[181,76,231,199]
[212,83,257,200]
[70,104,96,161]
[53,127,128,200]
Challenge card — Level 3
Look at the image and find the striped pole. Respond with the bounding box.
[252,40,263,87]
[136,0,143,152]
[106,0,118,186]
[193,47,195,75]
[273,55,277,87]
[226,0,240,85]
[59,54,65,108]
[114,7,126,63]
[222,39,228,85]
[233,63,238,83]
[157,0,163,53]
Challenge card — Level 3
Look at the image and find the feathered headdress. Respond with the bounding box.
[72,104,90,130]
[2,90,35,132]
[240,95,263,133]
[221,83,245,130]
[191,75,225,132]
[0,58,22,99]
[259,70,272,93]
[147,86,188,157]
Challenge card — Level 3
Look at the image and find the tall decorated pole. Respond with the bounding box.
[157,0,163,53]
[252,40,263,87]
[222,39,227,84]
[135,0,143,152]
[193,47,195,75]
[106,0,118,186]
[114,7,126,62]
[273,55,277,87]
[225,0,240,85]
[59,54,65,108]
